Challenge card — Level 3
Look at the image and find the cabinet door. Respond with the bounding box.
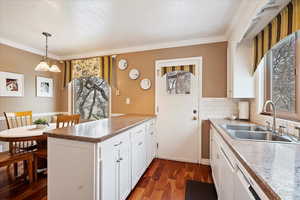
[119,134,131,200]
[234,168,256,200]
[146,121,156,166]
[131,126,146,188]
[101,142,119,200]
[212,139,220,194]
[149,130,156,163]
[219,147,235,200]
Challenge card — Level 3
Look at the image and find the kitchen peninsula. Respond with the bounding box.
[44,114,156,200]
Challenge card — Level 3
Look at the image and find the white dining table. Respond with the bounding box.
[0,123,56,140]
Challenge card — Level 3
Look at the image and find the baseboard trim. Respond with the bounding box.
[200,159,210,166]
[156,156,198,164]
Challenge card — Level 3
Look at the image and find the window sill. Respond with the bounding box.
[260,112,300,123]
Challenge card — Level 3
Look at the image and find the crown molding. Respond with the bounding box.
[1,35,227,60]
[60,35,227,60]
[0,37,60,60]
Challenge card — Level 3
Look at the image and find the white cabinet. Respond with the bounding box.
[227,40,255,98]
[210,126,268,200]
[101,131,131,200]
[131,124,146,188]
[146,119,156,166]
[210,128,220,193]
[118,135,131,200]
[48,119,156,200]
[219,147,235,200]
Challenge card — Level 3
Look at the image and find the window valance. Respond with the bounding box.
[161,65,195,76]
[63,56,113,87]
[253,0,300,73]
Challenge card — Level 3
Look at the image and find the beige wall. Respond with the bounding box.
[0,44,67,115]
[112,42,228,115]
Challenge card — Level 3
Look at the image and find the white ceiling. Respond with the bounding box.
[0,0,244,59]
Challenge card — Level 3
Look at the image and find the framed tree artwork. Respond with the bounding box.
[36,76,54,97]
[0,71,24,97]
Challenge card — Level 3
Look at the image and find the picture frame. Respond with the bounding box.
[36,76,53,97]
[0,71,24,97]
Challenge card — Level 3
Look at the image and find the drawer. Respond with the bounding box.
[147,120,155,132]
[131,124,146,139]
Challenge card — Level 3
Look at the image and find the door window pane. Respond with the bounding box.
[166,71,191,94]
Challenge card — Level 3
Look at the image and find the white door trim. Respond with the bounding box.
[155,57,203,163]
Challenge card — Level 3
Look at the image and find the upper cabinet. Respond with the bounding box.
[226,0,291,98]
[227,40,255,98]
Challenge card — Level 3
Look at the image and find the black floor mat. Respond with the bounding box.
[185,180,217,200]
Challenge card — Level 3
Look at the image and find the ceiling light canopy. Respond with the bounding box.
[35,32,61,72]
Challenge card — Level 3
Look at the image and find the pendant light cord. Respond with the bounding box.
[45,34,48,60]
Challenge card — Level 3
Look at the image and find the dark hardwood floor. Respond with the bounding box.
[127,159,213,200]
[0,159,213,200]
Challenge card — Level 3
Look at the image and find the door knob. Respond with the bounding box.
[193,116,197,120]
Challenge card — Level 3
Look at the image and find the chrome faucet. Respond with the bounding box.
[263,100,277,134]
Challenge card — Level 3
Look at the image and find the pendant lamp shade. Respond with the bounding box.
[49,64,61,72]
[35,61,50,71]
[35,32,60,73]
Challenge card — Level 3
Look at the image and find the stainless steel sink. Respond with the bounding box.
[229,131,292,142]
[224,124,266,132]
[221,124,296,143]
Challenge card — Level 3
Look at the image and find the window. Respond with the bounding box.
[263,32,300,120]
[72,77,110,120]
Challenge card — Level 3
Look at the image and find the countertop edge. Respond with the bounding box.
[44,116,155,143]
[209,119,281,200]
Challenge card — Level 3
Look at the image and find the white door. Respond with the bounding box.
[155,57,201,163]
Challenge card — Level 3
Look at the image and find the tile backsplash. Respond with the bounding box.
[199,98,239,120]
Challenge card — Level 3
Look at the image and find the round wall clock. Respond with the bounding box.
[140,78,151,90]
[129,69,140,80]
[118,59,128,70]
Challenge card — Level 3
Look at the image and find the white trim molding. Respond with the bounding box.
[0,37,60,60]
[200,159,210,166]
[1,35,227,60]
[61,36,227,60]
[0,112,68,121]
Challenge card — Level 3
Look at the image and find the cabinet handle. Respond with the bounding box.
[119,157,123,161]
[150,132,154,135]
[114,141,122,146]
[138,142,143,146]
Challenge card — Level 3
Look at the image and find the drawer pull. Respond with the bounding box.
[138,142,143,146]
[114,141,122,146]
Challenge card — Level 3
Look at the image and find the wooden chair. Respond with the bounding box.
[56,114,80,128]
[4,111,33,129]
[0,138,34,184]
[33,114,80,180]
[3,111,37,177]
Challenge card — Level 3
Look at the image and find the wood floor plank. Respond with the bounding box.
[127,159,214,200]
[0,158,213,200]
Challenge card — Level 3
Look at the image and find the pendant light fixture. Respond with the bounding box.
[35,32,61,72]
